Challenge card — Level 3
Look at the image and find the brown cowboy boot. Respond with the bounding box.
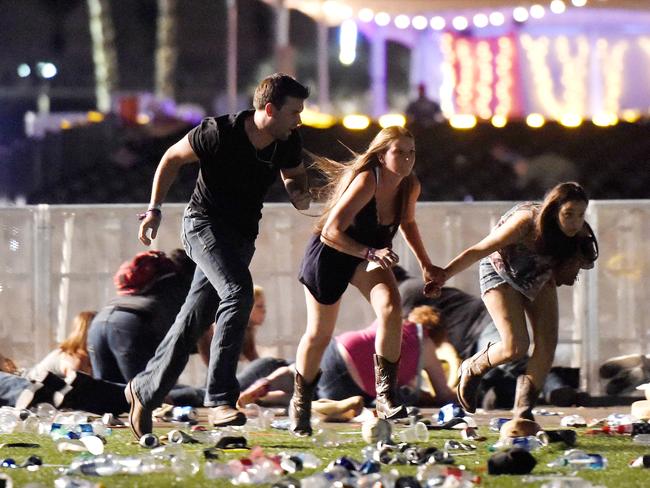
[457,343,493,413]
[512,374,540,421]
[374,354,408,420]
[500,374,542,438]
[289,371,321,436]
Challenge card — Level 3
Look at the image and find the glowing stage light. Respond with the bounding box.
[449,114,477,129]
[343,114,371,130]
[301,107,337,129]
[491,115,508,127]
[592,113,618,127]
[394,15,410,29]
[375,12,390,26]
[530,5,545,19]
[513,7,529,22]
[489,12,505,26]
[17,63,31,78]
[559,114,582,127]
[572,0,587,7]
[358,8,374,23]
[452,16,468,31]
[550,0,567,14]
[339,19,357,65]
[378,114,406,128]
[621,109,640,123]
[412,15,428,30]
[430,16,446,30]
[526,113,545,127]
[473,13,489,28]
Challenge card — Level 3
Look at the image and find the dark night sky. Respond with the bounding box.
[0,0,415,145]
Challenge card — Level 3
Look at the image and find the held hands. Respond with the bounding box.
[138,211,162,246]
[422,263,446,298]
[367,247,399,270]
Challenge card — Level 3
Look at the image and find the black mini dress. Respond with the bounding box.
[298,168,401,305]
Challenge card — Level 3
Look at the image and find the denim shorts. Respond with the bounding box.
[479,258,506,297]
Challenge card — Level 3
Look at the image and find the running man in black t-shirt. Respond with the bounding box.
[125,74,310,438]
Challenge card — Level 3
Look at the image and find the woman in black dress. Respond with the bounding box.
[290,126,444,435]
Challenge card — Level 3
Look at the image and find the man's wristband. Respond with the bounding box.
[137,208,162,221]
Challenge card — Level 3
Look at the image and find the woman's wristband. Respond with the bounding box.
[365,247,377,261]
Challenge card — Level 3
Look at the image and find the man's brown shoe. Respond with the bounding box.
[124,381,152,440]
[208,405,247,427]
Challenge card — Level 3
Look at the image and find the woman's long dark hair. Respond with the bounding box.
[534,182,589,260]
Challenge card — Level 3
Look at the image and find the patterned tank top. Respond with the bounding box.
[488,202,554,301]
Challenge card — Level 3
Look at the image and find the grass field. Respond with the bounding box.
[0,407,649,487]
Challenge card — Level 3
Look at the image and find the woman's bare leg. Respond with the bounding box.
[294,287,340,382]
[523,282,559,388]
[350,266,402,361]
[482,284,530,366]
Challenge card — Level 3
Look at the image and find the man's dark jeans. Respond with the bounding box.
[132,209,255,408]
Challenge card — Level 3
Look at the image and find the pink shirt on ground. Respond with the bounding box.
[336,320,419,397]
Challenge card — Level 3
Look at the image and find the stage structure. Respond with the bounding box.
[259,0,650,122]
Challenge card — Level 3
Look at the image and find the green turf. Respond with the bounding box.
[0,424,649,487]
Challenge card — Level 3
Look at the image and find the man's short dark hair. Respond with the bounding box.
[253,73,310,110]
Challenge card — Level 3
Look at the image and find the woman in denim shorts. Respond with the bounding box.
[431,182,598,432]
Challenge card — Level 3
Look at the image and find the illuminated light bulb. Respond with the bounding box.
[394,14,410,29]
[550,0,567,14]
[343,114,370,130]
[136,114,151,125]
[592,112,618,127]
[526,113,545,127]
[559,113,582,127]
[339,19,357,65]
[571,0,587,7]
[412,15,428,30]
[430,16,446,30]
[300,107,337,129]
[473,13,489,28]
[529,4,545,19]
[449,114,477,129]
[513,7,529,22]
[491,115,508,127]
[358,8,374,22]
[87,111,104,123]
[378,114,407,128]
[489,11,505,26]
[621,109,640,123]
[17,63,31,78]
[375,12,390,26]
[452,16,468,31]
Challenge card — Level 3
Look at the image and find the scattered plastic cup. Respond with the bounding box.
[397,421,429,443]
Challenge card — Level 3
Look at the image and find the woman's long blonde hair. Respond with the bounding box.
[59,311,96,359]
[311,126,415,233]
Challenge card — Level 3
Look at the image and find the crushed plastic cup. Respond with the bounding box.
[488,417,510,432]
[0,410,18,434]
[397,421,429,443]
[242,403,275,430]
[547,449,607,470]
[312,428,340,447]
[35,403,57,420]
[361,418,392,444]
[632,433,650,445]
[170,452,201,478]
[560,414,587,427]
